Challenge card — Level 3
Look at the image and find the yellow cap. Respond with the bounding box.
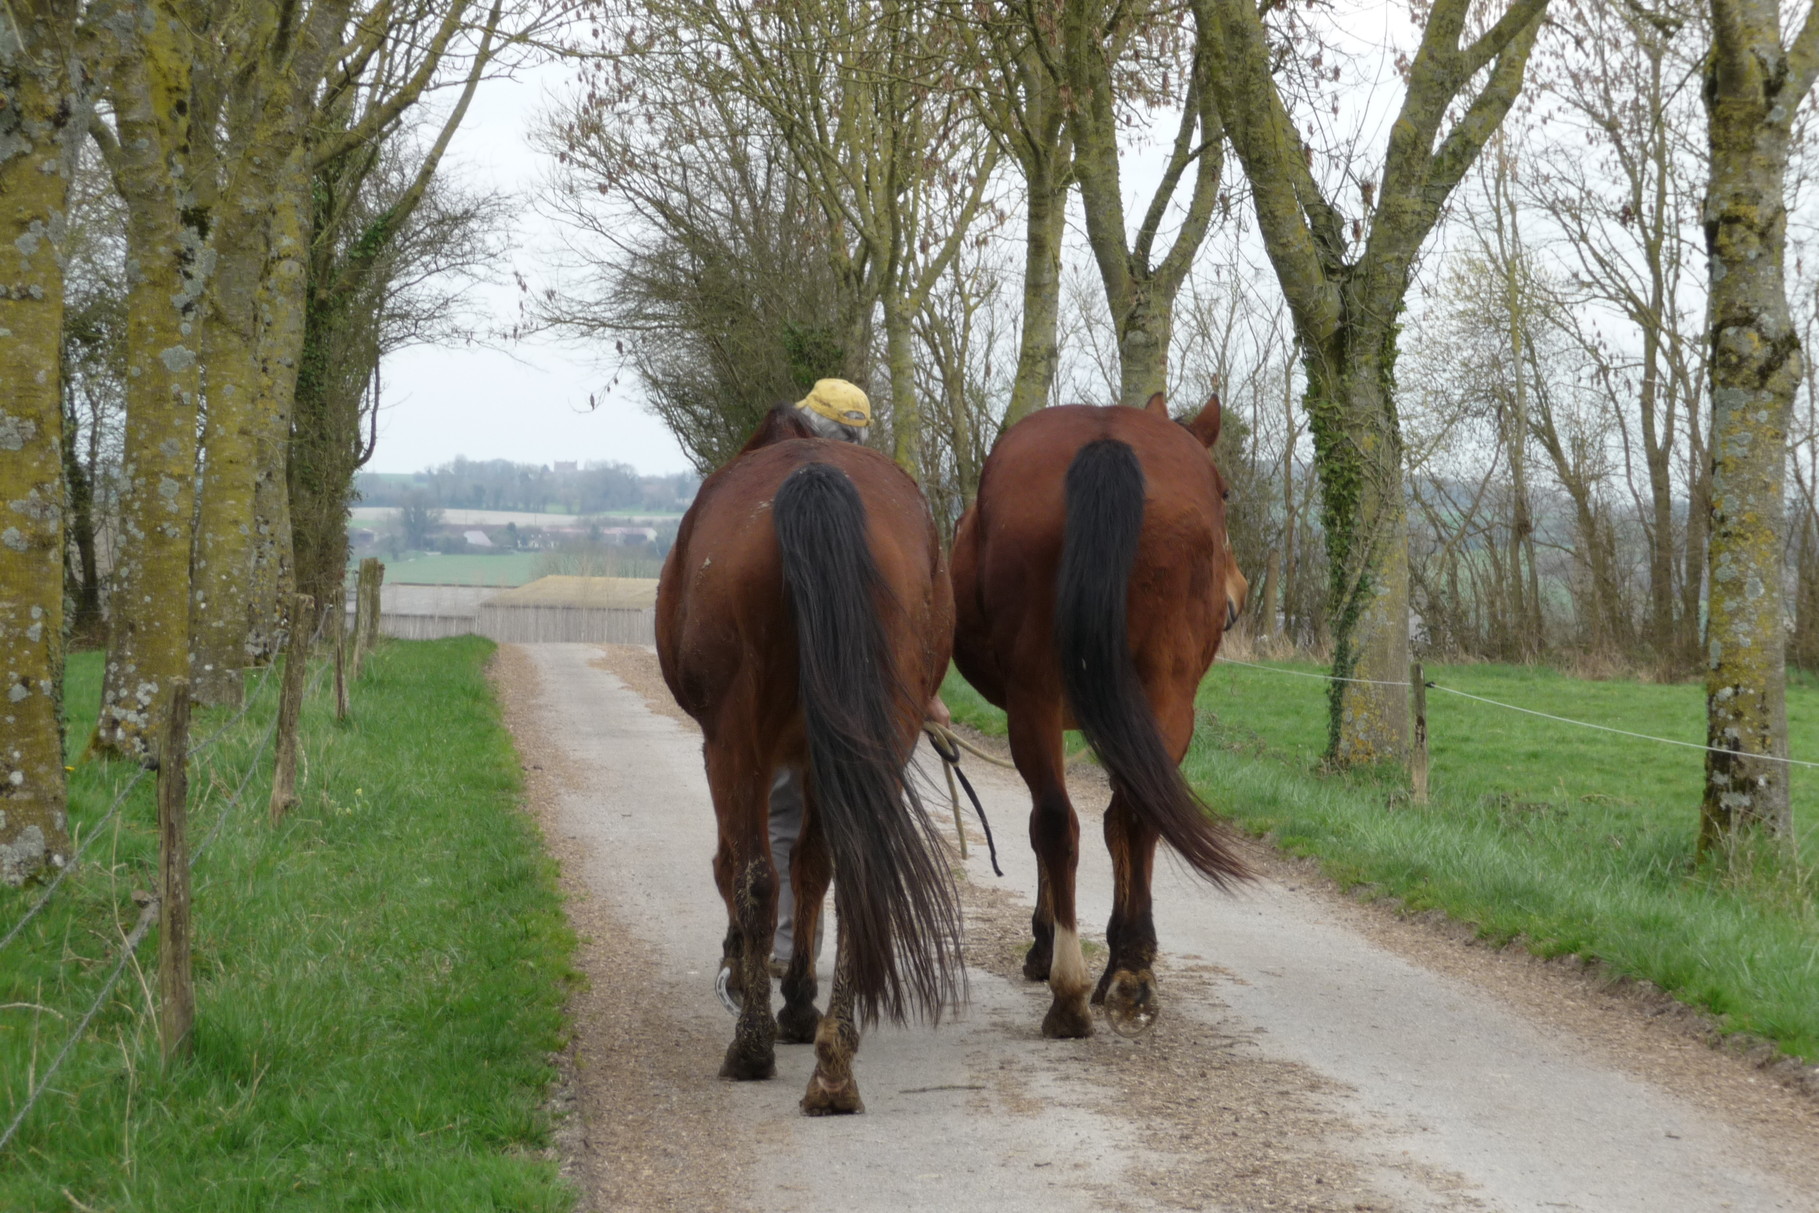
[796,378,871,428]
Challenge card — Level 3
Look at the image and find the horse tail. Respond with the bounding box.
[1056,439,1249,888]
[773,460,965,1026]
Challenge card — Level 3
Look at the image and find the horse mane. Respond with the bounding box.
[737,402,817,456]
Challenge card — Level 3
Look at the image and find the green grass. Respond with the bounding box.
[0,639,575,1211]
[379,552,544,586]
[945,657,1819,1063]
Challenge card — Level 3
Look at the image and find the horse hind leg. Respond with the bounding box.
[707,744,778,1080]
[800,912,863,1115]
[1011,699,1091,1039]
[777,782,829,1045]
[1023,869,1054,982]
[1097,789,1161,1037]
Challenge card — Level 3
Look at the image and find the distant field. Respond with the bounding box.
[379,552,542,586]
[350,506,682,527]
[944,657,1819,1063]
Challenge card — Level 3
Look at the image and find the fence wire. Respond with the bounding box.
[1216,656,1819,769]
[1,651,319,1158]
[0,662,282,956]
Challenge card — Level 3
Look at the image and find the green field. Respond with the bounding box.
[0,640,574,1210]
[944,658,1819,1063]
[376,551,543,586]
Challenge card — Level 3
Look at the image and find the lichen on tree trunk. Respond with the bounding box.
[246,152,310,667]
[0,0,79,884]
[189,197,271,706]
[1696,0,1815,850]
[91,19,208,763]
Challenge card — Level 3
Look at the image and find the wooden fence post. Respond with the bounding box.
[364,559,385,655]
[159,679,194,1061]
[333,587,349,722]
[353,559,385,679]
[269,593,314,824]
[350,562,371,679]
[1410,661,1429,805]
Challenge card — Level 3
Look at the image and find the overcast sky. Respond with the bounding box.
[370,11,1420,481]
[369,61,696,477]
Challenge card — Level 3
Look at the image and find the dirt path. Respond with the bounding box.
[492,642,1819,1213]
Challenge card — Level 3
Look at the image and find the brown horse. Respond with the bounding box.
[950,393,1250,1038]
[656,405,963,1114]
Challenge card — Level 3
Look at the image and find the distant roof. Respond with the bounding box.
[484,575,658,608]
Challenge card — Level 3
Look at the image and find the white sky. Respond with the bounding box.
[367,6,1429,480]
[369,60,696,476]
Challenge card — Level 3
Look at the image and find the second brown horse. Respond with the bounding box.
[951,393,1251,1038]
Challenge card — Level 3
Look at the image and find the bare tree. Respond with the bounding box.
[1200,0,1551,764]
[1696,0,1819,854]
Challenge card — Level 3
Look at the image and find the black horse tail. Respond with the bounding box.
[1056,439,1249,888]
[773,461,965,1026]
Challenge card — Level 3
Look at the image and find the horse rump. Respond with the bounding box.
[772,461,964,1025]
[1055,438,1249,888]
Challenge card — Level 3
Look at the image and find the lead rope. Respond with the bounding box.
[924,723,1003,877]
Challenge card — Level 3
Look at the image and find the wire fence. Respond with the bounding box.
[0,655,328,1157]
[1215,655,1819,770]
[0,660,282,956]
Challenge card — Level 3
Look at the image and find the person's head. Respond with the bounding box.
[794,378,871,443]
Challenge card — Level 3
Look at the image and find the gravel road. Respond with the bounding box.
[491,642,1819,1213]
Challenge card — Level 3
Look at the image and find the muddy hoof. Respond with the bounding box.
[1041,995,1094,1039]
[801,1073,864,1115]
[776,1001,822,1044]
[1104,968,1159,1038]
[718,1040,776,1081]
[1022,943,1052,982]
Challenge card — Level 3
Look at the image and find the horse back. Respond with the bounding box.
[952,405,1232,707]
[656,439,952,732]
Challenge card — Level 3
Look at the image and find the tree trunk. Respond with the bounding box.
[247,152,309,666]
[60,388,102,643]
[882,291,922,478]
[1004,147,1068,427]
[1679,406,1712,668]
[1793,510,1819,672]
[189,227,267,706]
[1306,329,1411,764]
[1280,353,1298,642]
[1116,288,1173,411]
[0,0,78,884]
[1065,0,1224,410]
[1697,3,1811,851]
[93,17,207,765]
[1637,325,1679,660]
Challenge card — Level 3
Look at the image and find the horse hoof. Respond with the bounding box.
[1041,996,1094,1039]
[1105,968,1159,1038]
[714,962,742,1016]
[1022,943,1052,982]
[718,1041,776,1081]
[801,1075,864,1115]
[776,1002,822,1044]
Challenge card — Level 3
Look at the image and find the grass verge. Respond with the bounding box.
[943,658,1819,1065]
[0,638,574,1211]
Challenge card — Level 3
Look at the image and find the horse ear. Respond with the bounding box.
[1188,394,1222,449]
[1143,391,1170,418]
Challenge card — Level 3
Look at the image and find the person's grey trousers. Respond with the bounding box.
[769,767,824,966]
